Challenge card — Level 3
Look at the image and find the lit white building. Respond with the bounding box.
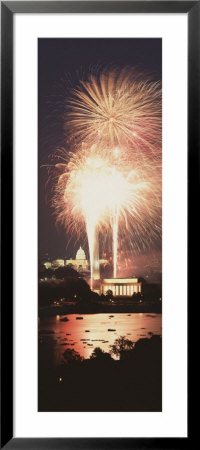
[43,245,109,274]
[43,261,52,269]
[101,278,142,297]
[65,246,89,271]
[51,259,65,268]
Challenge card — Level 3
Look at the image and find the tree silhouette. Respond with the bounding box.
[110,336,135,360]
[90,347,112,361]
[54,266,80,279]
[62,348,83,365]
[106,289,113,300]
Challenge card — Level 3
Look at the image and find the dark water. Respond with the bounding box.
[39,313,162,366]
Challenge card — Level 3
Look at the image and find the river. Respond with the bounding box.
[39,312,162,366]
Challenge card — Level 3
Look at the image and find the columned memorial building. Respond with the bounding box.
[101,278,142,297]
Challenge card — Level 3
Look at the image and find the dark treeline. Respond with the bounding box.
[39,266,162,310]
[38,334,162,412]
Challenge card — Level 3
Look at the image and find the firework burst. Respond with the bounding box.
[51,144,161,284]
[65,67,162,158]
[49,66,162,285]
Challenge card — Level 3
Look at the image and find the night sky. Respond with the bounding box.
[38,38,162,274]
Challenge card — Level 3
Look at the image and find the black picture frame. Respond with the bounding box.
[0,1,197,449]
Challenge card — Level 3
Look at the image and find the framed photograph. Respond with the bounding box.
[1,1,196,448]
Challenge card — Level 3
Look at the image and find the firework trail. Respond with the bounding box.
[50,66,161,284]
[52,143,161,285]
[62,67,161,279]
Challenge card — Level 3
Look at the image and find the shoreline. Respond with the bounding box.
[39,301,162,317]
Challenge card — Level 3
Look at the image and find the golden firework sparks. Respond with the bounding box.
[49,67,162,285]
[51,144,161,284]
[65,67,161,158]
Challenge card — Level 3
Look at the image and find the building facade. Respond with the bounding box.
[43,245,109,274]
[65,246,89,271]
[101,278,142,297]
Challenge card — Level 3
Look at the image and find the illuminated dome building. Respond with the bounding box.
[66,245,101,278]
[76,246,86,261]
[65,246,89,272]
[43,245,109,278]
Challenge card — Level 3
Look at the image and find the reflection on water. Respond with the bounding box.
[39,313,162,366]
